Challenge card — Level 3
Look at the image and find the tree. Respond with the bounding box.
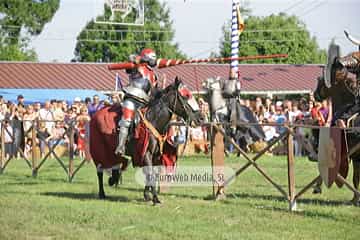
[73,0,185,62]
[0,0,60,61]
[218,13,326,64]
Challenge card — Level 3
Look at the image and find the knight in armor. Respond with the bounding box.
[115,48,158,155]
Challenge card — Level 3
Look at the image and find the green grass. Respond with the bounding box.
[0,154,359,240]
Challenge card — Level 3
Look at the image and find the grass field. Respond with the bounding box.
[0,154,359,240]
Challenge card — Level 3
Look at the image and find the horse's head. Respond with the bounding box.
[162,77,203,126]
[202,77,223,91]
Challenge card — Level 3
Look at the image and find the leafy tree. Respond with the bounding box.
[0,39,36,61]
[73,0,185,62]
[0,0,60,61]
[218,13,326,64]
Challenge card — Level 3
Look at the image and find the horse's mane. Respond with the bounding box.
[147,83,175,107]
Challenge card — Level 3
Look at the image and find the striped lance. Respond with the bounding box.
[108,54,288,71]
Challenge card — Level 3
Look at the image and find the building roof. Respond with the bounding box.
[0,62,324,94]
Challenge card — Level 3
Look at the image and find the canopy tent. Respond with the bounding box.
[0,88,108,104]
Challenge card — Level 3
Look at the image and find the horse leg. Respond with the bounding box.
[143,154,154,202]
[97,171,106,199]
[143,153,161,205]
[143,186,152,202]
[108,166,121,187]
[352,160,360,205]
[150,165,161,205]
[151,184,161,205]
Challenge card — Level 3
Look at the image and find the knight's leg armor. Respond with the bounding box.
[115,99,136,155]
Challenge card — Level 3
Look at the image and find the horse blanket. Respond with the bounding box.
[90,105,177,171]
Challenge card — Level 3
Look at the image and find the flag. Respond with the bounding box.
[236,5,245,34]
[115,73,122,91]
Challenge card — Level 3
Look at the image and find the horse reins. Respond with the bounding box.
[137,109,168,154]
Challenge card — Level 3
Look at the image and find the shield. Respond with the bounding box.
[318,127,347,188]
[325,43,340,88]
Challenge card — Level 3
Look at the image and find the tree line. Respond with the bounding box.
[0,0,325,64]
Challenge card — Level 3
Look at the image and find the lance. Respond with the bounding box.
[108,53,288,71]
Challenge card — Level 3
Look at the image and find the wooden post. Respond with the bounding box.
[31,122,37,177]
[0,123,4,174]
[68,125,75,182]
[211,124,225,200]
[287,130,297,211]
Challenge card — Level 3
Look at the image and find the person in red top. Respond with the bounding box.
[311,102,326,126]
[115,48,158,155]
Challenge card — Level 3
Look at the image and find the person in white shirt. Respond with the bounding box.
[4,120,14,159]
[39,101,55,133]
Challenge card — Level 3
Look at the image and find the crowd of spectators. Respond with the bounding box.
[187,95,332,156]
[0,91,331,159]
[0,94,121,160]
[237,96,331,156]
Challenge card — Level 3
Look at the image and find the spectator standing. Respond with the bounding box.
[198,97,209,122]
[0,105,6,130]
[264,97,272,112]
[17,94,25,108]
[53,100,65,121]
[264,104,276,120]
[319,99,332,127]
[24,138,32,159]
[84,97,91,106]
[36,122,51,158]
[288,102,302,124]
[23,105,37,141]
[255,97,263,114]
[48,121,67,148]
[76,107,91,160]
[273,105,287,135]
[244,99,251,109]
[263,118,278,142]
[311,102,325,126]
[33,102,41,116]
[72,97,82,114]
[88,95,104,117]
[4,120,14,160]
[111,93,121,105]
[8,105,23,158]
[39,101,55,133]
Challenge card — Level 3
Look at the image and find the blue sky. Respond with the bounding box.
[31,0,360,62]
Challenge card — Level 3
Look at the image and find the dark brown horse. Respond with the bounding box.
[314,74,360,204]
[90,78,203,204]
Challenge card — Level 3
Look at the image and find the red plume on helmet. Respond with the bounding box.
[140,48,157,67]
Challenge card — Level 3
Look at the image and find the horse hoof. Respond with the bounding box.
[108,177,119,187]
[351,197,360,206]
[215,193,226,201]
[312,187,322,194]
[108,177,114,186]
[152,197,162,205]
[144,194,152,202]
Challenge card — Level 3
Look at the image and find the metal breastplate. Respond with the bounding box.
[123,73,152,103]
[130,76,151,93]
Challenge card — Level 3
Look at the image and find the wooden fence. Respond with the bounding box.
[0,119,88,182]
[210,122,360,211]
